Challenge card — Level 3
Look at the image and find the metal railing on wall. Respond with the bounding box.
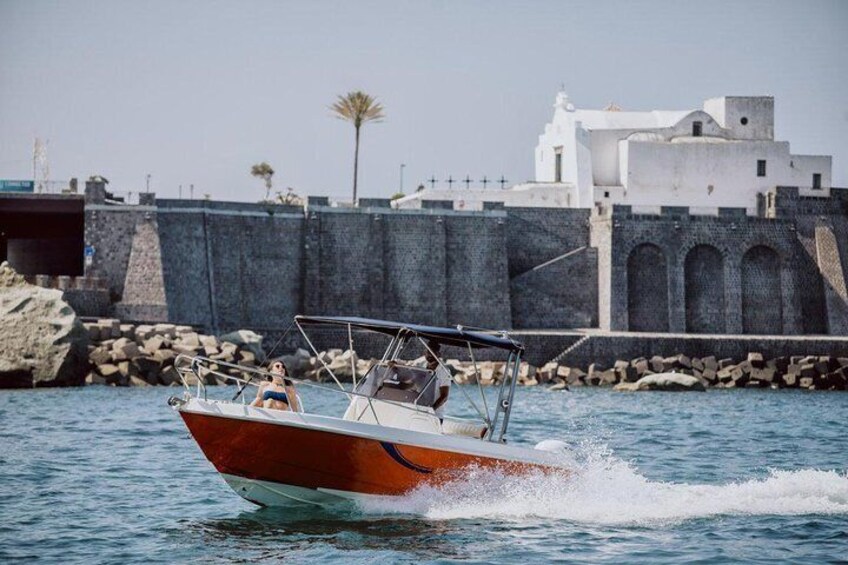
[103,190,143,205]
[28,180,76,194]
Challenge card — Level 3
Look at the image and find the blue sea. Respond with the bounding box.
[1,385,847,563]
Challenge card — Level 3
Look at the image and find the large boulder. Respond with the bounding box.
[614,372,706,392]
[279,348,312,378]
[326,349,359,381]
[0,262,90,388]
[219,329,265,359]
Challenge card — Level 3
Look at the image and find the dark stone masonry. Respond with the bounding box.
[3,180,847,348]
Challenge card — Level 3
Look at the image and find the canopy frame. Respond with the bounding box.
[295,315,524,442]
[294,315,524,353]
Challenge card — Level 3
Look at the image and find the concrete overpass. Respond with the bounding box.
[0,193,85,276]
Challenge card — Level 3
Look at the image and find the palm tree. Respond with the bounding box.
[330,91,385,205]
[250,162,275,201]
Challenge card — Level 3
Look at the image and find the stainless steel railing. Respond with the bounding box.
[174,354,441,421]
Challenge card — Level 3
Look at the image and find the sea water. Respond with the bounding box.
[1,386,846,563]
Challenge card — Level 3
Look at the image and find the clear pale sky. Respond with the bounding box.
[1,0,846,202]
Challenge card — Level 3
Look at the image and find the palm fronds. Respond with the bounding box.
[330,91,385,127]
[251,161,275,201]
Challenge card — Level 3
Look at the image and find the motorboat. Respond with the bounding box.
[170,315,566,507]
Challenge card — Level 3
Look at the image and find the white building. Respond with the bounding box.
[395,93,832,214]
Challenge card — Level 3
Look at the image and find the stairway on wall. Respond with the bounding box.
[509,246,598,330]
[114,217,168,322]
[506,210,590,279]
[528,246,587,275]
[549,333,591,365]
[509,246,588,288]
[815,218,848,334]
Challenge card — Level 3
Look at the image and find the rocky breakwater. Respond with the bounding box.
[530,352,848,392]
[75,326,848,394]
[273,351,848,392]
[437,351,848,392]
[83,321,267,386]
[83,326,378,387]
[0,262,90,388]
[280,348,372,382]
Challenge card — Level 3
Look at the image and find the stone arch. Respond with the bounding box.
[670,110,728,139]
[684,244,725,333]
[741,245,783,334]
[627,243,669,332]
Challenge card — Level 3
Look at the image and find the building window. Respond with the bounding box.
[813,173,822,189]
[554,147,563,183]
[757,160,767,177]
[604,191,610,198]
[741,117,749,125]
[692,121,702,137]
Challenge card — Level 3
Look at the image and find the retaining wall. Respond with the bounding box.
[81,188,848,340]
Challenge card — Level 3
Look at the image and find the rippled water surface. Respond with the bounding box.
[1,386,847,563]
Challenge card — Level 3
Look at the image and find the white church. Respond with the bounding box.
[394,93,833,214]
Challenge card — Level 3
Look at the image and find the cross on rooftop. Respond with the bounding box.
[428,176,437,189]
[446,176,455,189]
[463,175,472,189]
[498,175,508,189]
[480,175,489,189]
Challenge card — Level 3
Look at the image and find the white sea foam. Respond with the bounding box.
[357,443,848,525]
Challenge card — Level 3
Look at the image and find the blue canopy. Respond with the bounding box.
[295,315,524,353]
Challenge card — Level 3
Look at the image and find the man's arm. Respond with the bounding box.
[433,385,450,411]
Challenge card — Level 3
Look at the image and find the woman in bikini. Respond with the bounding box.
[251,360,301,412]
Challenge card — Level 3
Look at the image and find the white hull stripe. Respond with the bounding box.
[220,473,387,507]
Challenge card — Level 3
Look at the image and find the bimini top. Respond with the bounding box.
[295,315,524,353]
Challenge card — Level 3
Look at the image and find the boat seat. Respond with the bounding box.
[441,417,487,439]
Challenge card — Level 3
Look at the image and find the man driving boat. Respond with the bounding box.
[424,341,452,420]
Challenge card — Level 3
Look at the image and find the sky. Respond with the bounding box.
[0,0,846,202]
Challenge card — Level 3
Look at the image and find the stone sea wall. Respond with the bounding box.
[74,185,848,336]
[89,199,514,332]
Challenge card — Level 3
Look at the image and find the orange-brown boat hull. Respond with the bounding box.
[181,411,543,497]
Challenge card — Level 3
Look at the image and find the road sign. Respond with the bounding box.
[84,245,95,267]
[0,180,35,192]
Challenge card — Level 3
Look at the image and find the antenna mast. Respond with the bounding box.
[32,137,49,193]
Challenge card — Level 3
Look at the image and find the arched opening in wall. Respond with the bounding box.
[741,246,782,334]
[684,245,725,333]
[627,244,669,332]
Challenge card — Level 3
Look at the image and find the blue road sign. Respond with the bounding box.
[0,180,35,192]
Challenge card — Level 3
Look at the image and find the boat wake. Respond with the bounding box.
[356,443,848,524]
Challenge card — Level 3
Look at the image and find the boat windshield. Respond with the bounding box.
[353,363,438,407]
